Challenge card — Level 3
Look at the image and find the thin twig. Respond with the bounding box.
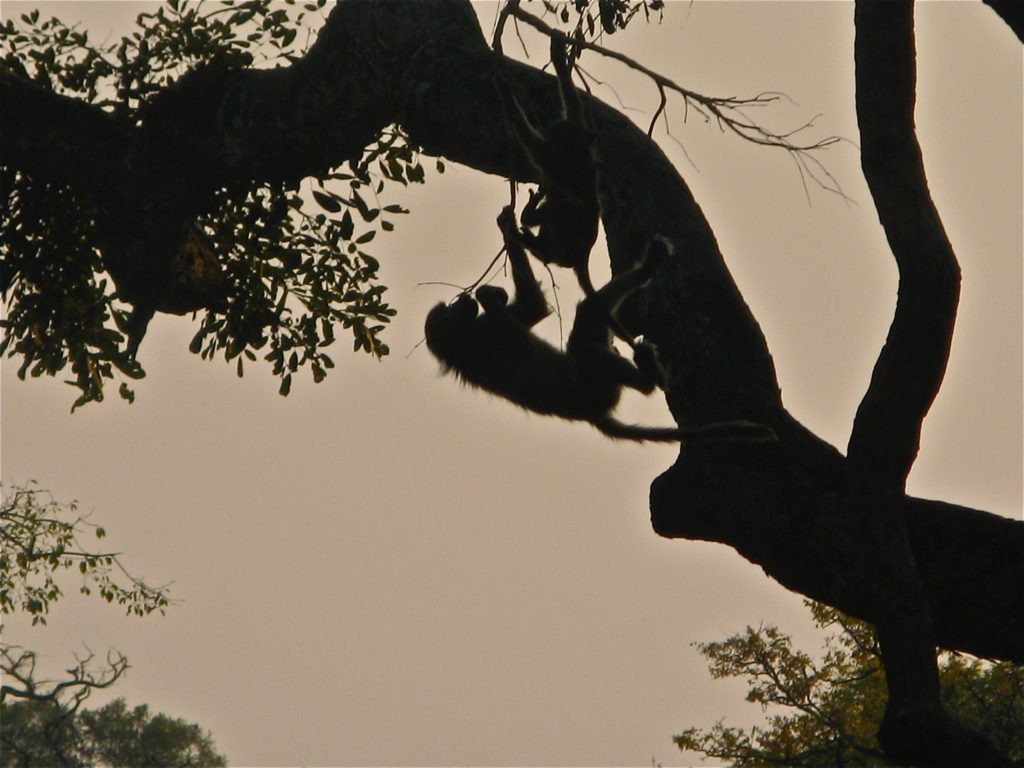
[507,4,845,196]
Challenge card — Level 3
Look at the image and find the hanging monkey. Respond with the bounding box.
[499,34,600,297]
[499,34,648,354]
[424,208,776,444]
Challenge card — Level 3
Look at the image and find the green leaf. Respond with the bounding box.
[312,190,342,213]
[338,210,354,241]
[189,329,206,354]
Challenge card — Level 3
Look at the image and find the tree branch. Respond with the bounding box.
[0,67,130,202]
[651,444,1024,664]
[845,5,1001,764]
[504,2,846,200]
[982,0,1024,42]
[1,646,128,711]
[847,2,960,495]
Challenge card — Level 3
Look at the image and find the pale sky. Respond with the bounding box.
[1,2,1021,766]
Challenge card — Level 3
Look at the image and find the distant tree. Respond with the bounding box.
[2,697,227,768]
[674,601,1024,767]
[1,482,170,727]
[0,483,225,766]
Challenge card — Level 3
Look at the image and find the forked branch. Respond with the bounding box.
[502,3,845,196]
[0,646,129,712]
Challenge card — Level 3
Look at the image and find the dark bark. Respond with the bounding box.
[1,1,1021,761]
[851,3,961,764]
[847,4,1015,764]
[983,0,1024,42]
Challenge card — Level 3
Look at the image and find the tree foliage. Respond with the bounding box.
[675,602,1024,766]
[0,484,210,764]
[1,481,170,704]
[1,484,226,765]
[0,0,438,408]
[1,483,170,624]
[1,696,227,768]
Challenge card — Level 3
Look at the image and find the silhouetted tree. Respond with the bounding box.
[2,2,1020,764]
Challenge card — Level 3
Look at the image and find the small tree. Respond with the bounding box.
[675,602,1024,767]
[0,484,226,766]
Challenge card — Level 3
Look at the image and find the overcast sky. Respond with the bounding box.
[2,2,1021,766]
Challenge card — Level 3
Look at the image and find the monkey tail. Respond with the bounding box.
[592,417,777,444]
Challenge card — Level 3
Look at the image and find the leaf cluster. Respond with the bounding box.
[184,125,437,394]
[0,483,171,624]
[674,601,1023,766]
[1,1,431,407]
[0,169,144,410]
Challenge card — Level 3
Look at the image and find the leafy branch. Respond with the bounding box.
[0,1,434,406]
[1,482,172,623]
[675,601,1023,766]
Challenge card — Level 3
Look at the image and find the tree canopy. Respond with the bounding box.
[2,697,227,768]
[2,1,1021,765]
[676,602,1024,766]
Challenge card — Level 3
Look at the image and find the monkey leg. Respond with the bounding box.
[632,341,668,391]
[497,208,551,327]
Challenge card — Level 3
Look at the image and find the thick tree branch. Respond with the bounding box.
[982,0,1024,42]
[848,3,960,494]
[847,4,965,763]
[650,439,1024,665]
[0,68,131,201]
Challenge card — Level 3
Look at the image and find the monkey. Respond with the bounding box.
[499,34,600,297]
[498,34,649,354]
[424,207,777,444]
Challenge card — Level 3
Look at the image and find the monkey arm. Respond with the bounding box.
[497,207,551,327]
[567,255,655,351]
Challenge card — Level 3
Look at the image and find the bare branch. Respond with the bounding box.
[492,0,523,55]
[506,3,844,196]
[1,645,129,710]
